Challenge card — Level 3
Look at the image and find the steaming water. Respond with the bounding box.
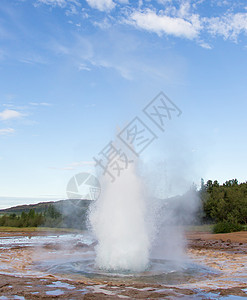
[20,233,218,285]
[36,252,218,285]
[90,164,150,272]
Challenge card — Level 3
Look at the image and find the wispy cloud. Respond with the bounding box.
[0,128,15,135]
[29,102,52,106]
[85,0,116,12]
[207,12,247,41]
[199,41,212,49]
[35,0,81,16]
[35,0,67,8]
[0,109,24,121]
[78,63,91,71]
[93,18,112,29]
[2,103,15,108]
[19,53,48,65]
[47,29,183,81]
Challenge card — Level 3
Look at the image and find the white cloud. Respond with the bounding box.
[129,9,201,39]
[0,128,15,135]
[199,41,212,49]
[177,0,191,18]
[125,3,247,43]
[86,0,115,11]
[0,109,23,121]
[33,0,247,45]
[207,12,247,40]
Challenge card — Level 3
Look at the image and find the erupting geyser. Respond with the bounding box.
[90,164,150,272]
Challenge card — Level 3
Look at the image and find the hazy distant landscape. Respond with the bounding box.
[1,178,246,234]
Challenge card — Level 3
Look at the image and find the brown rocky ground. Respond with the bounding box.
[187,231,247,253]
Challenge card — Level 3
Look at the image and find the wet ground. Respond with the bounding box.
[0,230,247,299]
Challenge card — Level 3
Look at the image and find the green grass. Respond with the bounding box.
[185,224,215,233]
[186,224,247,234]
[0,227,83,233]
[213,221,244,234]
[242,225,247,231]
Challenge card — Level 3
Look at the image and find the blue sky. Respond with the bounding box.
[0,0,247,208]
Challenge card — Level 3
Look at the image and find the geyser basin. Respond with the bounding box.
[34,251,219,285]
[1,233,247,300]
[36,259,218,285]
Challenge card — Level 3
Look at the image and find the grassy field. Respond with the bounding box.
[185,224,215,233]
[186,224,247,233]
[0,227,83,233]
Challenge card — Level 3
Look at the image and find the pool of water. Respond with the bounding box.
[35,256,219,285]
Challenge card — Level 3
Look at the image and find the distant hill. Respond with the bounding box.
[0,199,93,229]
[0,199,92,229]
[0,199,92,215]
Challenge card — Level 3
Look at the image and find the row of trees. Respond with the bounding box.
[0,205,62,228]
[200,179,247,224]
[200,179,247,232]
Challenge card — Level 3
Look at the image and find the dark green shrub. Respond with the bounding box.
[213,221,243,234]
